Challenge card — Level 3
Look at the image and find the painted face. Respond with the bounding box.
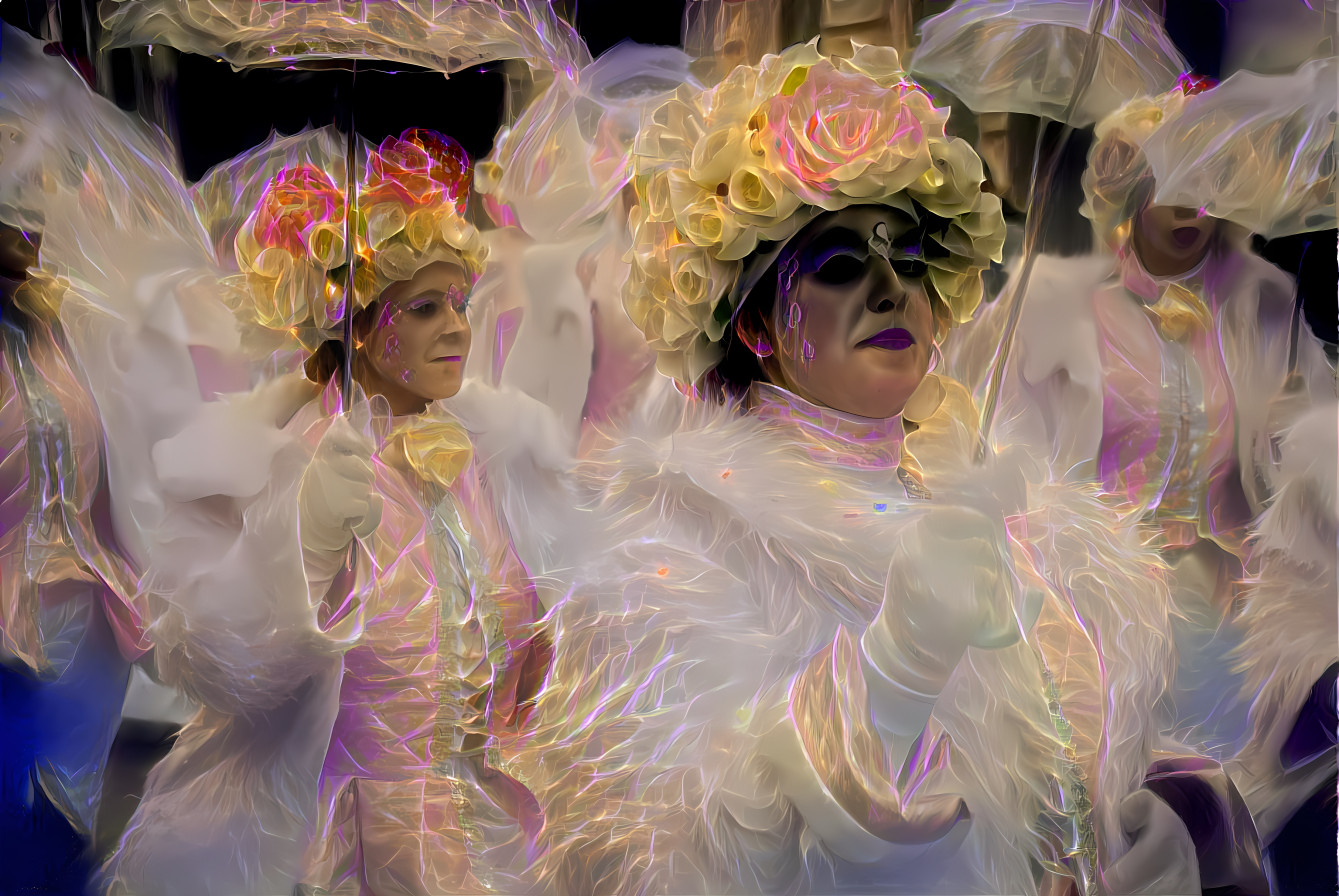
[1131,203,1219,277]
[974,111,1034,214]
[975,112,1014,207]
[0,225,39,278]
[757,207,937,420]
[357,260,472,415]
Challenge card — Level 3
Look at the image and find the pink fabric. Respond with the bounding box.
[302,412,549,894]
[0,322,146,670]
[1093,250,1254,550]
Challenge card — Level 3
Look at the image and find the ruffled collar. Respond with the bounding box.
[748,382,905,471]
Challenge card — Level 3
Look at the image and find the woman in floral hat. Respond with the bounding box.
[102,130,549,896]
[513,43,1214,896]
[956,75,1335,759]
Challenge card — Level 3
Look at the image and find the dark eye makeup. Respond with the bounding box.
[797,225,928,285]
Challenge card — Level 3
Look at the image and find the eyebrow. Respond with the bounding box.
[401,286,464,304]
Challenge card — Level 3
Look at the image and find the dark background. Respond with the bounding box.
[0,2,1334,894]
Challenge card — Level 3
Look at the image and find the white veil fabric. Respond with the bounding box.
[1142,57,1338,239]
[463,41,699,444]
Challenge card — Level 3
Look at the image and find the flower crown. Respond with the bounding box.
[624,42,1006,384]
[234,128,488,347]
[1081,74,1216,250]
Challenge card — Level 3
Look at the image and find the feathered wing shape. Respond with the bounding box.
[507,385,1176,894]
[0,29,346,895]
[0,26,185,234]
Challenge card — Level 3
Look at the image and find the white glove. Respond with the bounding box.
[1103,789,1202,895]
[861,506,1022,743]
[298,415,382,580]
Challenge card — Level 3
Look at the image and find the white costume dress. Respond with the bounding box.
[507,378,1178,895]
[947,244,1336,755]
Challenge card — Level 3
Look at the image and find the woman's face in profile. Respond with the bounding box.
[357,260,473,415]
[747,206,937,420]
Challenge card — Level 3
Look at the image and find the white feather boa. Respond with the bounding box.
[495,385,1177,894]
[1230,401,1339,843]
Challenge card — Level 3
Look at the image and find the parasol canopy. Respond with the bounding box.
[100,0,588,73]
[911,0,1187,127]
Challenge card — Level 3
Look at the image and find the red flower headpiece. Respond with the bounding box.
[250,164,345,256]
[364,128,472,215]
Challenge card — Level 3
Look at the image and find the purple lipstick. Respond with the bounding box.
[860,328,915,351]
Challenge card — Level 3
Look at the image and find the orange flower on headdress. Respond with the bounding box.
[235,130,488,343]
[364,129,472,214]
[251,164,345,257]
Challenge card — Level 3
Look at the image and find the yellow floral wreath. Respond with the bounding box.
[624,42,1006,384]
[233,129,488,348]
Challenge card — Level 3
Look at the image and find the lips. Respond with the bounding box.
[859,328,915,351]
[1172,226,1202,248]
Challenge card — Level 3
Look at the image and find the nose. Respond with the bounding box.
[867,292,899,314]
[443,303,469,331]
[865,257,906,314]
[431,306,470,349]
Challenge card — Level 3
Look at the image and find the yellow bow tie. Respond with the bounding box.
[1146,283,1213,342]
[390,416,474,490]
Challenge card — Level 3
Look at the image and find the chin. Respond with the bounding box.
[840,385,916,419]
[409,375,463,404]
[428,382,463,402]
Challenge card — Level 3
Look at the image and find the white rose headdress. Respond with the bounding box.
[625,42,1006,383]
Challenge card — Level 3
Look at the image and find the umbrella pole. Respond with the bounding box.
[976,0,1113,449]
[970,7,1114,896]
[340,61,358,412]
